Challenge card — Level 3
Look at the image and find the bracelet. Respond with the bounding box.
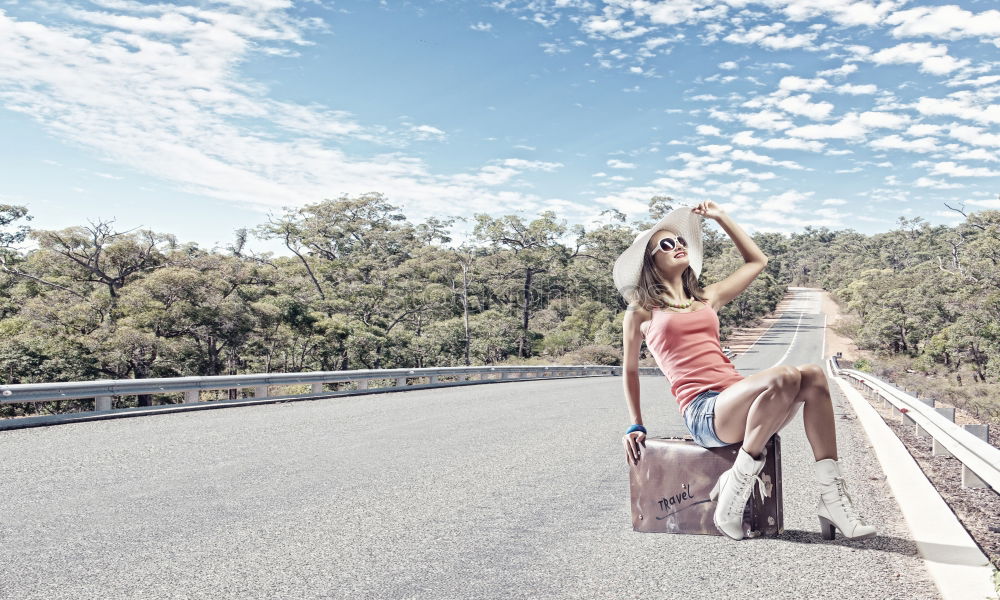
[626,424,647,435]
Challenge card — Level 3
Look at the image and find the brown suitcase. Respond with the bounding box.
[629,433,783,537]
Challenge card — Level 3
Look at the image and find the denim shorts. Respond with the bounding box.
[683,389,730,448]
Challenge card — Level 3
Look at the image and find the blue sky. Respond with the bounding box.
[1,0,998,254]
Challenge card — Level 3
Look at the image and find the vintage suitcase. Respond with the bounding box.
[629,433,783,537]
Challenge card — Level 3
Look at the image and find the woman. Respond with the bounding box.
[614,202,876,542]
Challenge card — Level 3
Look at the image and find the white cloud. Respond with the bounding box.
[736,109,794,131]
[731,130,826,152]
[723,22,818,50]
[777,93,834,120]
[786,113,867,140]
[698,144,732,155]
[932,162,1000,177]
[470,22,493,32]
[582,16,624,36]
[885,5,1000,41]
[718,61,739,70]
[730,148,806,170]
[914,177,966,189]
[913,95,1000,125]
[905,123,944,137]
[817,63,858,78]
[953,148,998,162]
[868,42,971,75]
[501,158,563,171]
[410,124,447,140]
[835,83,878,95]
[858,111,911,129]
[869,134,938,153]
[607,158,637,169]
[696,124,722,136]
[779,0,900,27]
[946,75,1000,88]
[0,5,564,217]
[759,189,810,212]
[540,41,572,54]
[778,75,830,93]
[946,124,1000,147]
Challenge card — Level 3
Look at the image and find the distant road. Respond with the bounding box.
[0,288,941,599]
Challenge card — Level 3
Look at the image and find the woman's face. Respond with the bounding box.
[648,229,690,272]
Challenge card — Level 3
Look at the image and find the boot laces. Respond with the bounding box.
[727,470,769,519]
[834,477,866,524]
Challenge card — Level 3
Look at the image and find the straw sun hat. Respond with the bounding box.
[612,206,704,303]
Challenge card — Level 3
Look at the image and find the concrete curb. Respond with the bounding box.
[829,370,999,600]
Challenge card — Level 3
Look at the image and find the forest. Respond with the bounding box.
[0,194,997,426]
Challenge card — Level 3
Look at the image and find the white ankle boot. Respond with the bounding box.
[814,458,876,540]
[709,447,768,540]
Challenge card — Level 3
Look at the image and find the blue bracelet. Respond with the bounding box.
[626,424,647,435]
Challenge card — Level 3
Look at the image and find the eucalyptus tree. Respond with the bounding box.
[472,210,573,359]
[258,192,459,369]
[4,221,176,310]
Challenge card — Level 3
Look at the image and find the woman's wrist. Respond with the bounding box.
[626,424,647,435]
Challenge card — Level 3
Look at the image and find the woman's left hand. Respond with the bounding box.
[692,200,724,221]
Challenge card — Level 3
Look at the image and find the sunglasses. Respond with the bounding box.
[649,235,688,256]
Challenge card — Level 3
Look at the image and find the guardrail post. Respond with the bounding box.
[934,407,955,421]
[429,375,438,384]
[396,377,406,387]
[311,383,323,394]
[254,385,268,399]
[961,425,989,489]
[357,379,368,390]
[930,407,956,456]
[95,396,112,411]
[183,390,199,404]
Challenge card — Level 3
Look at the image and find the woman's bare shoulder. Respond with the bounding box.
[625,303,653,324]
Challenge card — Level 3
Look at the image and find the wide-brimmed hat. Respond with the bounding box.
[612,206,704,303]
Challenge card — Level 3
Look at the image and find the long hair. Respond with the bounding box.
[629,238,707,311]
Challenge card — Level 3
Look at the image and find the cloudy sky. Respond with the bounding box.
[1,0,998,252]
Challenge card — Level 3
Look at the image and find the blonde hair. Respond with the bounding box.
[628,231,707,311]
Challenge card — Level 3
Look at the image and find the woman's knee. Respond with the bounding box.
[797,363,827,393]
[773,365,802,398]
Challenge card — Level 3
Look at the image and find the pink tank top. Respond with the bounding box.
[640,300,745,416]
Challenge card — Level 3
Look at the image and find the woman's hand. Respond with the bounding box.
[692,200,724,221]
[623,430,646,466]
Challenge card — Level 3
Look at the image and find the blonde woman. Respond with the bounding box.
[614,202,875,541]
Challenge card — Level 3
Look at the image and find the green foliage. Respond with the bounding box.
[1,198,997,422]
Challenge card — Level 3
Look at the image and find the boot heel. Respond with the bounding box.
[709,477,721,502]
[818,515,836,540]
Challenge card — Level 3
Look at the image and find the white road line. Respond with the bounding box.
[770,290,808,368]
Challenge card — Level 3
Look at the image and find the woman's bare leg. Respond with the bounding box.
[712,365,802,458]
[794,364,838,461]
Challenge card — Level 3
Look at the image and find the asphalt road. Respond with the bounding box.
[0,288,942,599]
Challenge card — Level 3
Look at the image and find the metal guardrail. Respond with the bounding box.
[0,348,725,427]
[0,365,629,410]
[830,356,999,492]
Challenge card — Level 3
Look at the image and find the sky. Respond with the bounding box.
[0,0,998,255]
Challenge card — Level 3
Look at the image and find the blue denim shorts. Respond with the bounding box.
[683,389,730,448]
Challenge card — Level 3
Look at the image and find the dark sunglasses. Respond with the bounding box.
[649,235,688,256]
